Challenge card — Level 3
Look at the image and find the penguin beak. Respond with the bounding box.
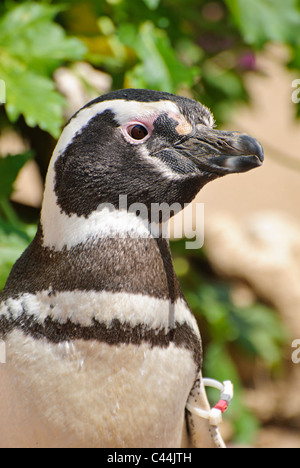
[175,127,264,175]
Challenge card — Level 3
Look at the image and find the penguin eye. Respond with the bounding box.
[128,124,148,140]
[122,123,151,144]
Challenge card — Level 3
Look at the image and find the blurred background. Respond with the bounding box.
[1,0,300,448]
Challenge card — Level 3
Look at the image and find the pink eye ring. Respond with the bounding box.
[122,122,152,144]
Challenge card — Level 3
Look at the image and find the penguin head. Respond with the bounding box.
[49,89,263,217]
[41,89,263,247]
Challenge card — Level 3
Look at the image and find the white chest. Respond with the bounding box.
[1,329,196,448]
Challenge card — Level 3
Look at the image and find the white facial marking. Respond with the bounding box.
[55,99,182,158]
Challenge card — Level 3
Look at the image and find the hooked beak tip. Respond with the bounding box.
[237,134,264,163]
[208,133,264,174]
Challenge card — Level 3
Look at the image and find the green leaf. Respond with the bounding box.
[121,21,199,93]
[230,304,287,368]
[225,0,300,47]
[0,2,86,137]
[0,63,65,138]
[142,0,161,10]
[0,2,62,31]
[0,3,86,75]
[0,151,34,199]
[0,221,36,291]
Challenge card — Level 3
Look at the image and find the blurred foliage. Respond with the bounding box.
[0,0,298,443]
[171,240,287,442]
[0,150,36,289]
[0,2,86,137]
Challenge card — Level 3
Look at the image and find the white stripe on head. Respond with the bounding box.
[55,99,183,161]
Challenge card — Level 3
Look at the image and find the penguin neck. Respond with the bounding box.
[37,171,181,305]
[40,166,167,252]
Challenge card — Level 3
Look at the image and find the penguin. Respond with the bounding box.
[0,89,264,448]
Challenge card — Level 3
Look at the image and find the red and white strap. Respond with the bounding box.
[186,378,234,426]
